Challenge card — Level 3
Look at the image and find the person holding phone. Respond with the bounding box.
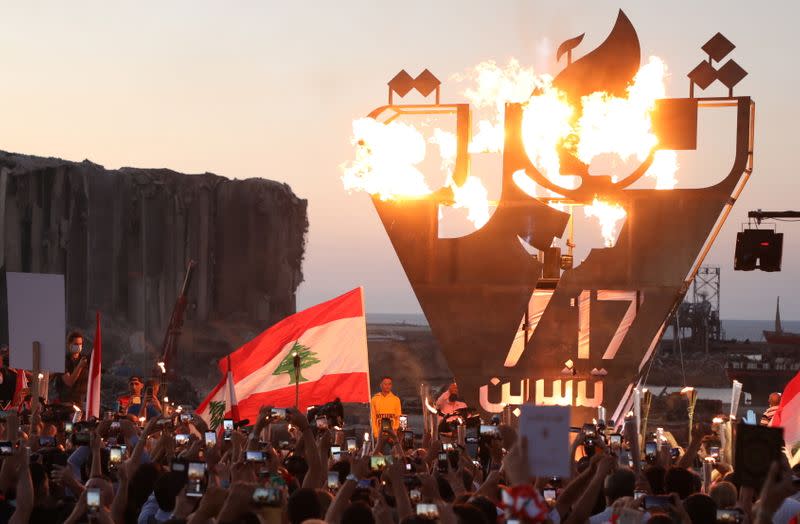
[370,376,402,438]
[55,331,89,406]
[117,375,162,419]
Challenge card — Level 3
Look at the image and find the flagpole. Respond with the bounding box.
[292,345,301,409]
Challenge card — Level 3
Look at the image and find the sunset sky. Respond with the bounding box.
[0,1,797,320]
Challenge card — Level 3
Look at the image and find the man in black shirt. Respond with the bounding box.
[56,331,88,407]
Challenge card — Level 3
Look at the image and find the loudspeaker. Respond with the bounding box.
[734,229,783,272]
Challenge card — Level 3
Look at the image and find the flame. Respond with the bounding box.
[342,118,431,200]
[584,198,627,247]
[343,52,678,243]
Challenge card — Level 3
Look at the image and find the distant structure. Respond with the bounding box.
[670,266,722,351]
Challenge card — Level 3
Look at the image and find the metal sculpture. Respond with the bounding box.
[364,11,754,425]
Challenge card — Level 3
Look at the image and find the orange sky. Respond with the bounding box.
[0,1,797,320]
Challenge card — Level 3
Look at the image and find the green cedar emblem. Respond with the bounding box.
[272,341,320,384]
[209,400,226,430]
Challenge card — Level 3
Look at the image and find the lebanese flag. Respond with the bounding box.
[196,287,370,425]
[770,368,800,445]
[85,311,102,418]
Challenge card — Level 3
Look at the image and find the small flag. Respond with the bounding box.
[85,311,102,418]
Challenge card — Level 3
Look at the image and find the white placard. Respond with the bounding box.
[7,272,66,373]
[518,405,571,479]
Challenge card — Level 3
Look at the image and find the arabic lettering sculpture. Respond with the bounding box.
[360,11,753,425]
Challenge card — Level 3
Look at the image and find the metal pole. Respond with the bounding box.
[293,350,301,408]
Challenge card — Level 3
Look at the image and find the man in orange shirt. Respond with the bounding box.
[370,375,402,438]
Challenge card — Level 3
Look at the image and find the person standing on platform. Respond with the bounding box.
[370,375,402,438]
[435,381,467,417]
[761,392,781,426]
[56,332,88,408]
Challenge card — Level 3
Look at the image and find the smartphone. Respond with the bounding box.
[223,419,234,441]
[409,488,422,504]
[270,408,287,421]
[357,478,375,489]
[370,455,388,472]
[174,434,190,446]
[315,416,329,430]
[671,447,680,460]
[252,486,282,507]
[327,471,340,490]
[204,431,217,448]
[74,431,91,446]
[645,441,657,458]
[582,423,597,437]
[609,433,622,446]
[87,487,101,512]
[543,488,557,505]
[716,508,744,523]
[442,442,454,451]
[416,503,439,518]
[480,424,500,439]
[64,422,73,434]
[709,446,720,459]
[402,430,415,450]
[38,436,56,447]
[634,490,646,500]
[0,441,13,456]
[246,450,265,462]
[437,452,449,473]
[644,495,672,510]
[186,462,205,497]
[380,417,391,433]
[346,437,357,452]
[109,446,123,469]
[330,445,341,457]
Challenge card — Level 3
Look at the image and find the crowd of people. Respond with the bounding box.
[0,338,795,523]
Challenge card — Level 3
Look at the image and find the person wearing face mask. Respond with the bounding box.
[55,331,89,406]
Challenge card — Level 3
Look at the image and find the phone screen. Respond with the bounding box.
[87,488,101,509]
[645,441,657,457]
[271,408,287,421]
[204,431,217,447]
[437,452,448,473]
[370,455,389,471]
[109,447,123,464]
[327,471,340,490]
[186,462,205,497]
[174,434,190,446]
[717,508,744,523]
[223,419,234,441]
[543,488,556,504]
[644,495,671,510]
[480,424,500,439]
[609,434,622,446]
[245,450,265,462]
[346,437,357,452]
[416,503,439,518]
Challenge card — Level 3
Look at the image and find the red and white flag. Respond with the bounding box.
[85,311,102,418]
[770,368,800,445]
[196,287,370,426]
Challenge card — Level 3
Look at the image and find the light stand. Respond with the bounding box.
[293,351,301,408]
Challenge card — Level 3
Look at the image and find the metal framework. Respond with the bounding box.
[365,11,754,424]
